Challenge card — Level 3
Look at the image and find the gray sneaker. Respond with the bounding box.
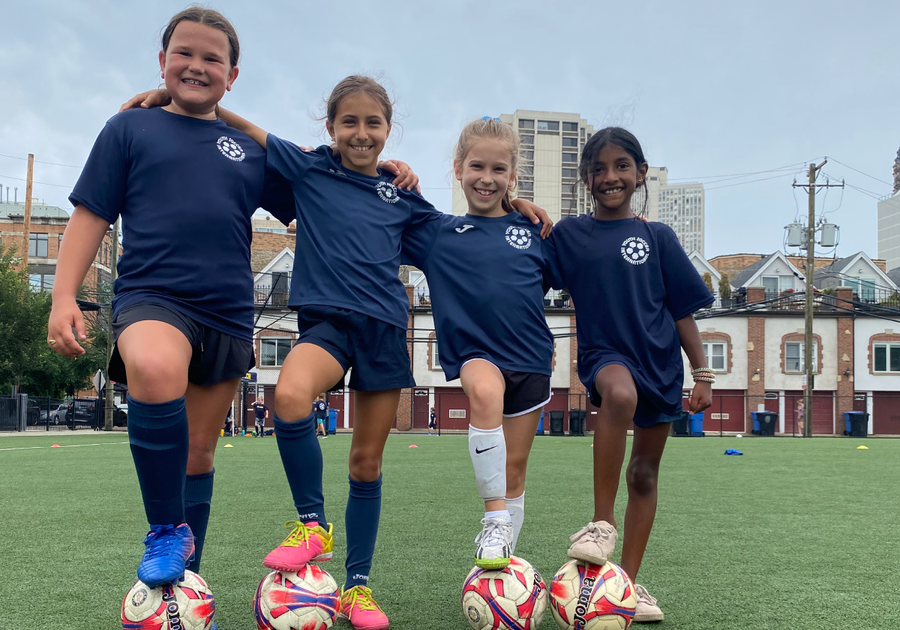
[633,584,664,623]
[474,516,513,570]
[566,520,617,565]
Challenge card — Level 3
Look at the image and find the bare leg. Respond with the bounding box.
[460,360,507,512]
[503,407,542,550]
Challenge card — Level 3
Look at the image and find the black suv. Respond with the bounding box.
[65,399,127,429]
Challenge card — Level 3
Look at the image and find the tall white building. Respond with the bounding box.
[634,167,705,255]
[451,110,594,223]
[878,192,900,270]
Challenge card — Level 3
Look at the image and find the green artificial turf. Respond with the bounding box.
[1,432,898,629]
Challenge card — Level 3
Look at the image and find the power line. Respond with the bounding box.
[0,153,83,169]
[0,173,74,189]
[826,156,893,187]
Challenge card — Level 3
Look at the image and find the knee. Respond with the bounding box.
[186,441,215,475]
[467,381,503,419]
[274,383,314,420]
[626,458,659,497]
[598,382,638,418]
[348,448,382,482]
[127,355,187,402]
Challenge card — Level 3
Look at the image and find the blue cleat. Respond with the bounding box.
[137,523,195,588]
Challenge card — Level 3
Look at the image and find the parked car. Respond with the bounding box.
[48,404,67,425]
[66,399,98,428]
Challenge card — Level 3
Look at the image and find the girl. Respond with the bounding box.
[402,117,555,570]
[543,127,714,623]
[208,77,550,629]
[314,394,328,438]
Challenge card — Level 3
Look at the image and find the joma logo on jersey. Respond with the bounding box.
[376,181,400,204]
[216,136,245,162]
[352,573,369,582]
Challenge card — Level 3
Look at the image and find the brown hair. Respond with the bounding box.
[161,6,240,68]
[326,75,393,125]
[454,117,520,213]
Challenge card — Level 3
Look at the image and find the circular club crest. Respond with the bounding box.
[505,225,532,250]
[217,136,246,162]
[621,236,650,264]
[130,587,148,607]
[376,181,400,204]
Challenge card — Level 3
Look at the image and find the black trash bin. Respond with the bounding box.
[758,411,777,436]
[549,410,564,436]
[673,411,689,436]
[849,412,869,437]
[569,409,585,436]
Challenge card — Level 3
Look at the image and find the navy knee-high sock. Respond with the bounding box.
[184,469,214,573]
[344,474,382,590]
[274,413,326,527]
[126,394,189,526]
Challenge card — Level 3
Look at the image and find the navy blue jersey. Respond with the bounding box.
[544,215,713,418]
[403,212,554,381]
[266,138,440,329]
[70,108,293,342]
[252,402,268,420]
[313,400,328,418]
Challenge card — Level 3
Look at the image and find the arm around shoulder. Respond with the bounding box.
[218,107,268,149]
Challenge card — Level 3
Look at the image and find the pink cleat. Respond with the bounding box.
[263,521,333,572]
[339,585,389,630]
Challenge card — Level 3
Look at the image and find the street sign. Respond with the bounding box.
[92,369,106,393]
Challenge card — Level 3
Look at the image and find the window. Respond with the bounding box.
[431,340,441,370]
[562,137,578,147]
[518,181,534,192]
[260,338,292,367]
[785,342,816,373]
[520,165,533,176]
[519,134,534,145]
[562,152,578,163]
[28,273,54,292]
[703,342,726,372]
[520,150,534,160]
[561,199,577,210]
[518,119,534,130]
[762,276,778,299]
[848,278,877,302]
[537,120,559,131]
[29,233,48,258]
[563,122,579,132]
[562,168,578,179]
[874,344,900,372]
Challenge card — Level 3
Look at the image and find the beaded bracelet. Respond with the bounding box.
[693,375,716,383]
[691,367,715,376]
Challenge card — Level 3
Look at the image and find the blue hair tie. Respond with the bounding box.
[481,116,501,122]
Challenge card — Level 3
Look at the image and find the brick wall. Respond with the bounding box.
[395,285,415,431]
[746,315,766,432]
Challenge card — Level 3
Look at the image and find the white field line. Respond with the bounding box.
[0,441,128,452]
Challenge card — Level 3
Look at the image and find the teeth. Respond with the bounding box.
[602,188,623,195]
[183,79,205,86]
[351,145,372,152]
[475,188,495,195]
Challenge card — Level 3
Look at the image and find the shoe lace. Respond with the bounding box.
[281,521,316,549]
[474,517,513,547]
[570,521,614,545]
[635,584,657,606]
[143,525,179,560]
[344,586,382,612]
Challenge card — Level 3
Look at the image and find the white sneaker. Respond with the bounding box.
[474,516,513,569]
[566,520,618,565]
[633,584,664,623]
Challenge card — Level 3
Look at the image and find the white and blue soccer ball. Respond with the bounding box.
[121,570,215,630]
[254,565,340,630]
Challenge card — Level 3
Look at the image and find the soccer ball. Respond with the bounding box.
[549,560,636,630]
[461,556,548,630]
[254,565,340,630]
[121,570,215,629]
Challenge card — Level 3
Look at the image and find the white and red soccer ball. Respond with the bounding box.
[254,565,340,630]
[549,560,637,630]
[121,570,216,629]
[461,555,548,630]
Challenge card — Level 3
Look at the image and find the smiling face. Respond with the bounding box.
[588,143,648,219]
[159,21,238,120]
[325,92,391,177]
[455,139,515,217]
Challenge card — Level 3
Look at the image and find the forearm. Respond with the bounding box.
[52,206,111,302]
[675,314,707,369]
[218,107,268,149]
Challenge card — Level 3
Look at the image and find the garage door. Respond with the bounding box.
[872,392,900,435]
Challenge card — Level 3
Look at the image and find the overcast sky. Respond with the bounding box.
[1,0,897,260]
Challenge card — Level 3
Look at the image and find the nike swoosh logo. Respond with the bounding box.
[475,445,498,454]
[455,225,475,233]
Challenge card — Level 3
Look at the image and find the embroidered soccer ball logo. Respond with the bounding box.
[505,226,532,249]
[217,136,245,162]
[130,588,148,607]
[621,236,650,264]
[376,181,400,204]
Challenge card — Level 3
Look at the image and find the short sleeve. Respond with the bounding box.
[260,167,296,226]
[541,230,567,291]
[69,121,127,223]
[266,135,324,183]
[658,225,714,320]
[400,195,444,268]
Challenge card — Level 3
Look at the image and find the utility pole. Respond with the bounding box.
[20,154,34,269]
[103,219,120,431]
[793,161,843,437]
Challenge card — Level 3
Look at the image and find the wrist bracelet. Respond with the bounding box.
[691,367,715,375]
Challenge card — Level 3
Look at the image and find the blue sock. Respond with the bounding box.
[274,413,326,527]
[344,474,382,590]
[184,469,214,573]
[126,394,189,526]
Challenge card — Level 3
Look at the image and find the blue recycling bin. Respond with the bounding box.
[751,411,760,434]
[536,411,545,436]
[327,408,338,435]
[689,412,704,436]
[843,411,868,437]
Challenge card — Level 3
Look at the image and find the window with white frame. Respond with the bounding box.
[873,343,900,373]
[431,340,441,370]
[260,337,292,367]
[702,342,727,372]
[784,341,817,373]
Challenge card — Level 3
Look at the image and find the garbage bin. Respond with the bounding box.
[327,408,338,435]
[843,411,868,437]
[689,412,704,436]
[757,411,777,436]
[549,410,564,436]
[751,411,760,435]
[569,409,585,436]
[536,411,545,436]
[673,411,689,436]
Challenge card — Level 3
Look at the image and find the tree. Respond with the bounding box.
[718,273,732,300]
[702,272,714,295]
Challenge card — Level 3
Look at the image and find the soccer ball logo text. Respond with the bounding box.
[376,181,400,204]
[506,226,532,250]
[621,237,650,265]
[217,136,245,162]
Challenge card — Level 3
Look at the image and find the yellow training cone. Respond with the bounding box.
[223,444,234,448]
[857,445,869,450]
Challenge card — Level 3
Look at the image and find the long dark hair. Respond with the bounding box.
[578,127,649,217]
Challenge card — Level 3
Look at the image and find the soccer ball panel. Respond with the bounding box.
[254,566,339,630]
[121,570,215,630]
[461,556,547,630]
[549,560,636,630]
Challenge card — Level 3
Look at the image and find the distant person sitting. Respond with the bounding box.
[252,397,269,437]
